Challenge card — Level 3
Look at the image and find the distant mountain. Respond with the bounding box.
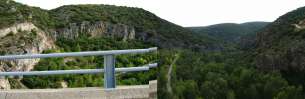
[187,22,269,45]
[256,6,305,71]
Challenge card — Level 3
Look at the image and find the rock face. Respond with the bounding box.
[0,21,138,89]
[0,22,55,89]
[255,6,305,71]
[0,22,37,38]
[51,21,135,41]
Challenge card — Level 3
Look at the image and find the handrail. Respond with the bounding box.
[0,47,157,60]
[0,47,158,89]
[0,63,158,76]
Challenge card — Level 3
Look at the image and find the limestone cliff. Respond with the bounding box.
[50,21,135,41]
[0,22,55,89]
[0,21,139,89]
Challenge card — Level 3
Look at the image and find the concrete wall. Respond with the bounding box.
[149,80,157,99]
[0,80,157,99]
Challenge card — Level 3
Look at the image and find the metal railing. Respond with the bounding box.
[0,47,158,89]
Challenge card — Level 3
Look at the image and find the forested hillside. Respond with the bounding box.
[1,0,219,50]
[0,0,222,88]
[158,9,305,99]
[49,5,220,49]
[256,6,305,71]
[2,0,305,99]
[255,6,305,95]
[187,22,269,49]
[159,49,304,99]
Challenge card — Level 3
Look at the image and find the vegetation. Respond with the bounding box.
[0,0,54,29]
[158,7,305,98]
[21,37,157,88]
[158,49,305,99]
[188,22,269,50]
[48,4,219,49]
[0,0,218,50]
[2,0,305,99]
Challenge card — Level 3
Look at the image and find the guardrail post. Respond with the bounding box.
[104,55,116,89]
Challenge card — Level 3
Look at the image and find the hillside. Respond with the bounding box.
[1,0,218,50]
[159,11,305,99]
[252,6,305,98]
[3,0,305,99]
[49,5,220,49]
[0,0,222,89]
[188,22,269,45]
[256,6,305,71]
[158,21,305,98]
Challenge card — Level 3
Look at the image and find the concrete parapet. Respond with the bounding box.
[149,80,157,99]
[0,80,157,99]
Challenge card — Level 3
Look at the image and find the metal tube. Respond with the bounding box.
[104,55,116,89]
[116,66,149,72]
[0,47,157,60]
[0,63,158,76]
[148,63,158,68]
[0,69,103,76]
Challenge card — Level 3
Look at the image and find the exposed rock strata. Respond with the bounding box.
[0,22,55,89]
[50,21,135,41]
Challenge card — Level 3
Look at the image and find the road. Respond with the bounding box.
[167,53,180,93]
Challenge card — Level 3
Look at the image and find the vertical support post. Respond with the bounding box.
[104,55,116,89]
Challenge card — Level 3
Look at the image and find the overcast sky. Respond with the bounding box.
[14,0,305,27]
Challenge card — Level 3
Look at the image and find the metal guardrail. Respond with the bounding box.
[0,47,158,89]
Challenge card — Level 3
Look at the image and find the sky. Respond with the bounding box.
[14,0,305,27]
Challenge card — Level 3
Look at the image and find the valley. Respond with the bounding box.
[1,0,305,99]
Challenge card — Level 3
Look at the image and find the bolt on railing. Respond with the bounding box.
[0,47,158,89]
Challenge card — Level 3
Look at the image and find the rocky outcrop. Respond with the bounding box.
[255,6,305,71]
[0,22,55,89]
[0,21,142,89]
[0,22,37,38]
[0,21,144,89]
[292,19,305,31]
[50,21,135,41]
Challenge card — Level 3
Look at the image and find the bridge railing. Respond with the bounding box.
[0,47,158,89]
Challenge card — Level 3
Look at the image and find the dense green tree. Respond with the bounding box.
[21,37,157,88]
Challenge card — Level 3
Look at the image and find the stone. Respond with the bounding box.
[0,22,55,89]
[0,81,157,99]
[51,21,136,41]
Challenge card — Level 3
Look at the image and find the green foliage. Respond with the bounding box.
[1,0,216,49]
[48,4,217,48]
[3,1,305,99]
[188,22,269,43]
[21,37,157,88]
[255,6,305,73]
[188,22,269,50]
[158,49,305,99]
[274,86,303,99]
[0,0,55,29]
[8,78,24,89]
